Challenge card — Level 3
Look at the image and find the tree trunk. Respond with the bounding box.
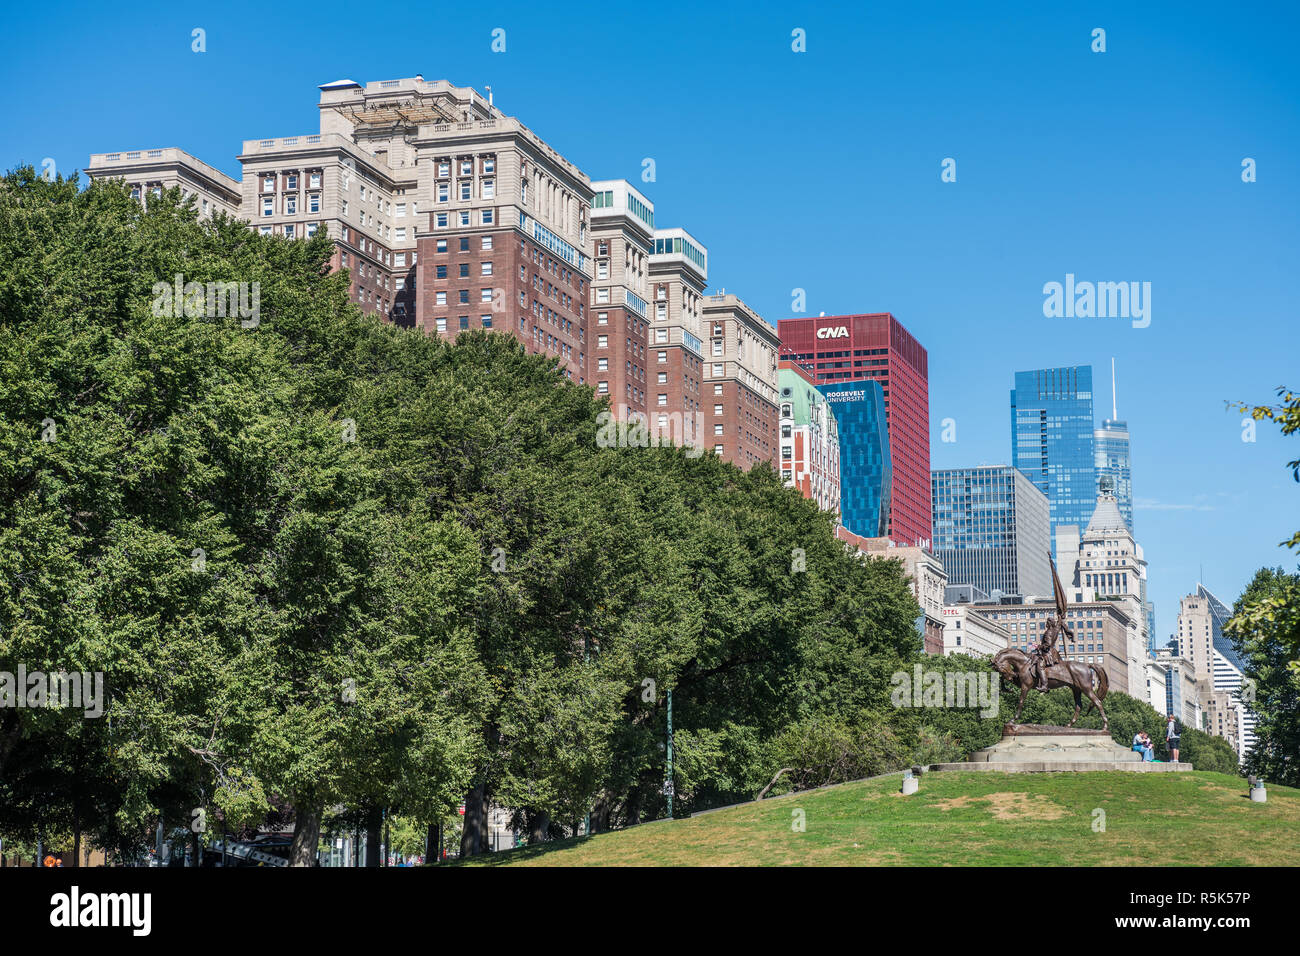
[364,808,382,867]
[460,784,487,856]
[527,809,550,845]
[289,805,321,867]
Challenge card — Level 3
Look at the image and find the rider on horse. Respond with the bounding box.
[1029,615,1067,691]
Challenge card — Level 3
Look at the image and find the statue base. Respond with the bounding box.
[927,725,1193,773]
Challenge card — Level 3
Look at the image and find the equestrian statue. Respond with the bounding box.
[990,552,1110,730]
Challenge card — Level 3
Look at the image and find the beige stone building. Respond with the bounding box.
[645,225,709,452]
[87,147,240,219]
[588,179,655,417]
[87,75,781,470]
[701,293,780,469]
[939,605,1010,658]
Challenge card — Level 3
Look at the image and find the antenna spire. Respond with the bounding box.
[1111,357,1117,420]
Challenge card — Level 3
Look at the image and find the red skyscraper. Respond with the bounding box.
[777,313,931,546]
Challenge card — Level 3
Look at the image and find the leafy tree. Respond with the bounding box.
[1228,568,1300,786]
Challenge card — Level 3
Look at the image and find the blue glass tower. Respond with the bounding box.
[930,465,1052,599]
[1010,366,1096,554]
[1094,420,1133,533]
[820,379,891,538]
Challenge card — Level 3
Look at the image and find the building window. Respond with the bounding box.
[435,317,447,333]
[658,351,667,363]
[597,335,608,348]
[658,394,667,406]
[482,236,493,250]
[261,197,273,217]
[714,404,724,416]
[459,316,469,330]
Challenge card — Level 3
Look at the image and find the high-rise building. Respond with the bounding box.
[1094,422,1132,532]
[88,75,772,470]
[701,294,780,469]
[1175,593,1216,685]
[1010,365,1097,552]
[645,227,709,452]
[1094,358,1134,534]
[818,379,891,537]
[1197,583,1246,671]
[87,147,241,219]
[778,313,930,545]
[778,361,841,514]
[930,465,1052,600]
[1056,484,1152,696]
[1212,648,1256,759]
[589,180,656,419]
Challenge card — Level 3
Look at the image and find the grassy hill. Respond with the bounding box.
[464,771,1300,866]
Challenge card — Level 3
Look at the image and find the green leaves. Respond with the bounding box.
[0,167,930,859]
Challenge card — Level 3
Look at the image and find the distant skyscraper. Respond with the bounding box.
[1094,359,1133,534]
[779,313,930,545]
[819,379,892,537]
[1010,365,1097,553]
[930,465,1052,599]
[1197,583,1246,671]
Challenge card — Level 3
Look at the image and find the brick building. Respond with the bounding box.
[778,313,931,545]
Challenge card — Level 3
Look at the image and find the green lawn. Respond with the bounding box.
[463,771,1300,866]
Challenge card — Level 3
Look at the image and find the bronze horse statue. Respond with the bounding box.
[991,644,1110,730]
[988,550,1111,730]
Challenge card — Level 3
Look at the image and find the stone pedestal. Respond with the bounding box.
[928,724,1193,773]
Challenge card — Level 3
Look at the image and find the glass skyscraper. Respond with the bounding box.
[1010,366,1097,554]
[1095,420,1133,534]
[820,379,891,538]
[930,465,1052,599]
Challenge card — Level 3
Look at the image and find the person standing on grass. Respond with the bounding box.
[1166,713,1182,762]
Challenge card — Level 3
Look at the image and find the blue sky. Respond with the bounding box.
[2,0,1297,636]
